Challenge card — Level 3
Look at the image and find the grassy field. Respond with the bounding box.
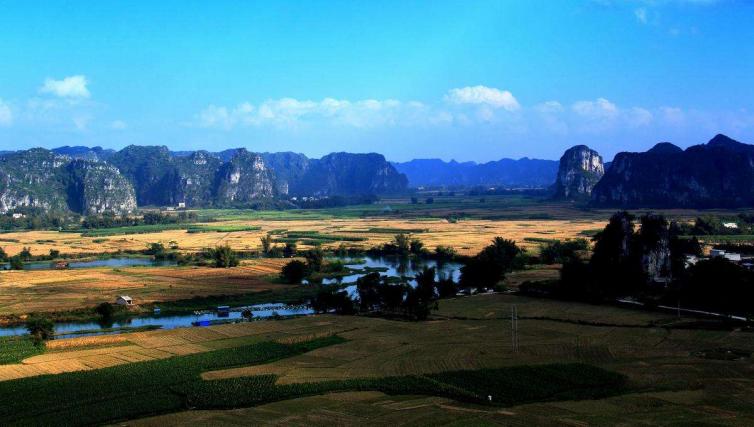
[0,258,292,318]
[0,293,751,425]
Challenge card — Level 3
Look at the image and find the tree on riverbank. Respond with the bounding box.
[26,316,54,345]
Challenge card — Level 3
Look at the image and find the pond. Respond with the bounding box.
[0,303,313,338]
[2,257,177,271]
[312,255,463,285]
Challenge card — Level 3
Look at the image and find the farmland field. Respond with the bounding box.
[0,293,751,425]
[4,196,753,259]
[0,259,292,318]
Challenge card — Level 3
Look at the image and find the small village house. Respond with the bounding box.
[116,295,134,306]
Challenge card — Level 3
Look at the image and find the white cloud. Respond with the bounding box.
[39,75,90,99]
[72,115,91,131]
[535,100,564,113]
[197,97,421,129]
[626,107,653,127]
[111,120,127,130]
[572,98,619,119]
[634,7,648,24]
[445,85,520,111]
[0,99,12,127]
[660,106,685,125]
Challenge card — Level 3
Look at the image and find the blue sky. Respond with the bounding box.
[1,0,753,162]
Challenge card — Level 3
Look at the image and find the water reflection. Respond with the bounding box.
[0,303,313,338]
[2,257,177,271]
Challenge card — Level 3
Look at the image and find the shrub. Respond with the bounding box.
[281,260,307,284]
[9,256,24,270]
[209,245,239,268]
[95,302,115,319]
[434,245,457,260]
[304,248,324,273]
[19,246,32,261]
[26,316,54,344]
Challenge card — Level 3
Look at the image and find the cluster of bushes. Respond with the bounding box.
[280,248,327,284]
[459,238,525,292]
[81,211,198,229]
[367,233,427,257]
[538,239,589,265]
[0,207,77,231]
[0,246,68,270]
[311,267,456,321]
[293,194,379,209]
[145,242,240,268]
[670,213,754,237]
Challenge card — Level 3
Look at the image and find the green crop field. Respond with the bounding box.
[75,224,188,237]
[186,224,262,233]
[0,333,628,426]
[0,336,44,365]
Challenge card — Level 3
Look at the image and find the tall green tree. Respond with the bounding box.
[210,245,239,268]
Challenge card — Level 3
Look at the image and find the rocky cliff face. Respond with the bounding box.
[261,152,310,195]
[592,134,754,208]
[174,151,223,207]
[66,160,137,214]
[215,149,276,203]
[0,149,136,214]
[552,145,605,199]
[108,145,180,207]
[0,149,69,212]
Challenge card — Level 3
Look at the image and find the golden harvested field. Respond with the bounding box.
[0,258,291,316]
[3,293,753,425]
[0,217,606,257]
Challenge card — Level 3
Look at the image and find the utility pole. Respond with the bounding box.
[511,304,519,353]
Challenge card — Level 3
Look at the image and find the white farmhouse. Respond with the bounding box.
[116,296,134,306]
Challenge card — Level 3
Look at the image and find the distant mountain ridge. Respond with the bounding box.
[0,145,407,213]
[391,157,558,188]
[592,134,754,208]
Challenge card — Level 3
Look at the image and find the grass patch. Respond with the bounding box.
[523,237,560,244]
[186,225,262,233]
[349,227,429,234]
[76,224,188,237]
[273,231,368,245]
[579,229,602,237]
[0,336,44,365]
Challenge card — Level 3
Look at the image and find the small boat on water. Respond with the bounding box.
[54,261,70,269]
